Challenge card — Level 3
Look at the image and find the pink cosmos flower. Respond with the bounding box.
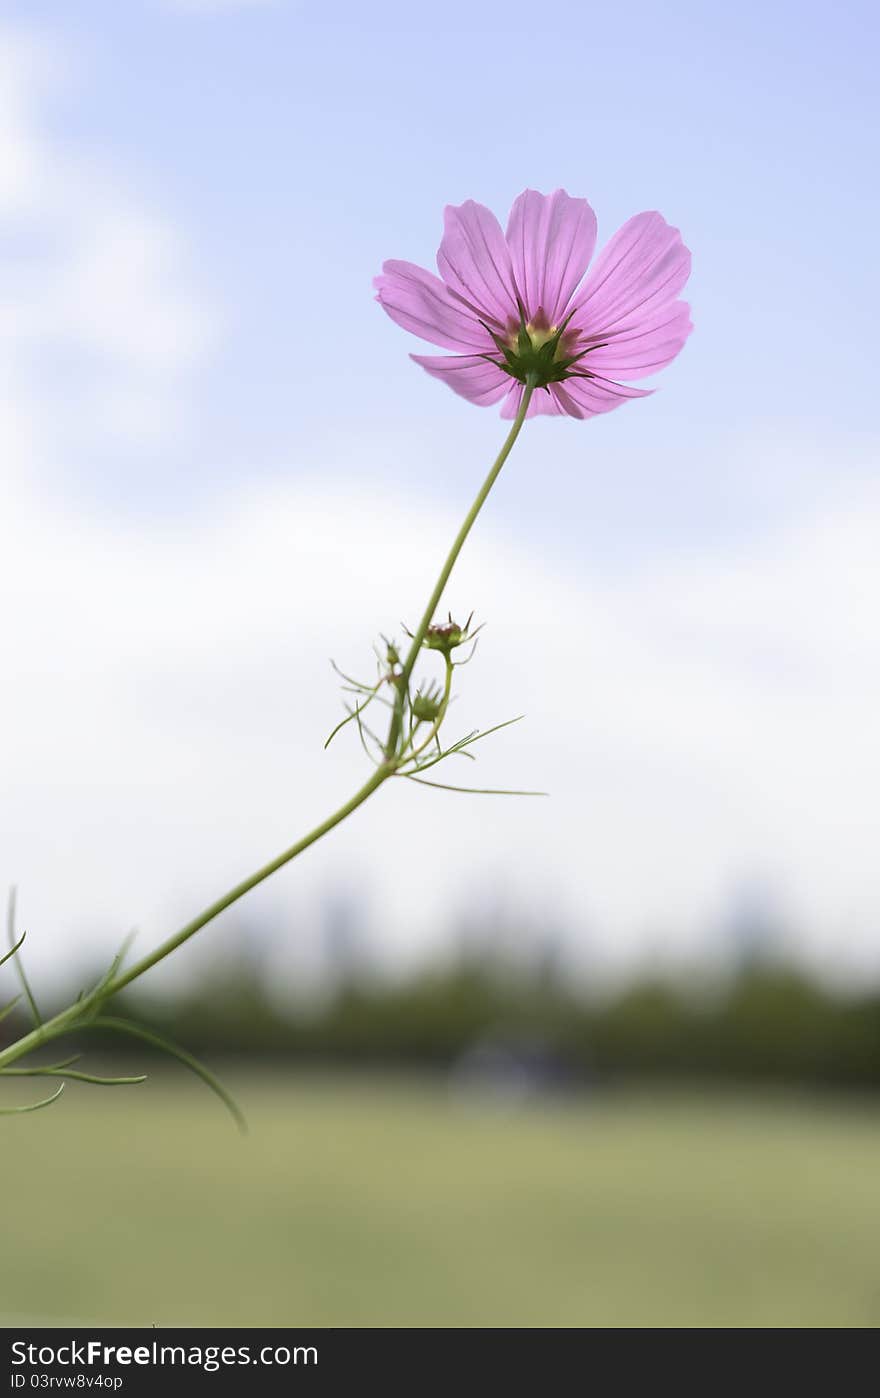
[374,189,692,420]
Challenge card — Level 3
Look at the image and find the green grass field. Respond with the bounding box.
[3,1073,880,1327]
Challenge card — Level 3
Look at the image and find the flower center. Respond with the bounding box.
[514,318,558,352]
[485,308,586,389]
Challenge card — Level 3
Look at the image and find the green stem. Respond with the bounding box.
[404,656,454,765]
[110,766,388,996]
[385,379,535,757]
[0,379,535,1073]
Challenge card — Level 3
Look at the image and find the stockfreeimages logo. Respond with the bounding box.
[10,1341,316,1373]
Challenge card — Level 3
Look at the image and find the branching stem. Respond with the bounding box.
[0,380,535,1076]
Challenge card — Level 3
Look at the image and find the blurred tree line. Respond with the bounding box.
[14,948,879,1090]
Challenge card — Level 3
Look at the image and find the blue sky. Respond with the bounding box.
[8,0,879,540]
[1,1,878,990]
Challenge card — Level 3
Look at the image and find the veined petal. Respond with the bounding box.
[506,189,597,323]
[579,302,693,380]
[553,374,653,419]
[500,383,566,419]
[411,353,510,406]
[437,200,519,326]
[374,260,490,351]
[569,212,691,338]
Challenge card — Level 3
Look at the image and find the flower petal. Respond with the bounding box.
[500,383,566,419]
[553,374,653,419]
[411,353,510,406]
[436,200,519,327]
[569,212,691,338]
[578,301,693,380]
[505,189,597,324]
[374,260,489,351]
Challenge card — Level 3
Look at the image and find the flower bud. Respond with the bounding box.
[412,692,442,722]
[423,611,477,657]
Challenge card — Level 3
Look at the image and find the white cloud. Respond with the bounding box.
[0,25,216,473]
[1,456,879,993]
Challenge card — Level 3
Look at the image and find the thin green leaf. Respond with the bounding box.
[0,1083,65,1115]
[330,659,376,693]
[452,636,481,667]
[1,1066,146,1087]
[75,933,136,1017]
[353,705,385,767]
[61,1070,147,1086]
[0,1055,80,1075]
[0,930,26,972]
[410,715,527,776]
[452,714,526,749]
[407,733,476,774]
[90,1016,246,1133]
[0,994,22,1024]
[325,692,383,751]
[92,934,135,997]
[34,1055,81,1071]
[6,888,41,1028]
[340,685,393,711]
[403,775,547,797]
[324,707,360,750]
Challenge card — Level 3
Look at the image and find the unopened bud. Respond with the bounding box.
[423,611,477,657]
[412,692,442,722]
